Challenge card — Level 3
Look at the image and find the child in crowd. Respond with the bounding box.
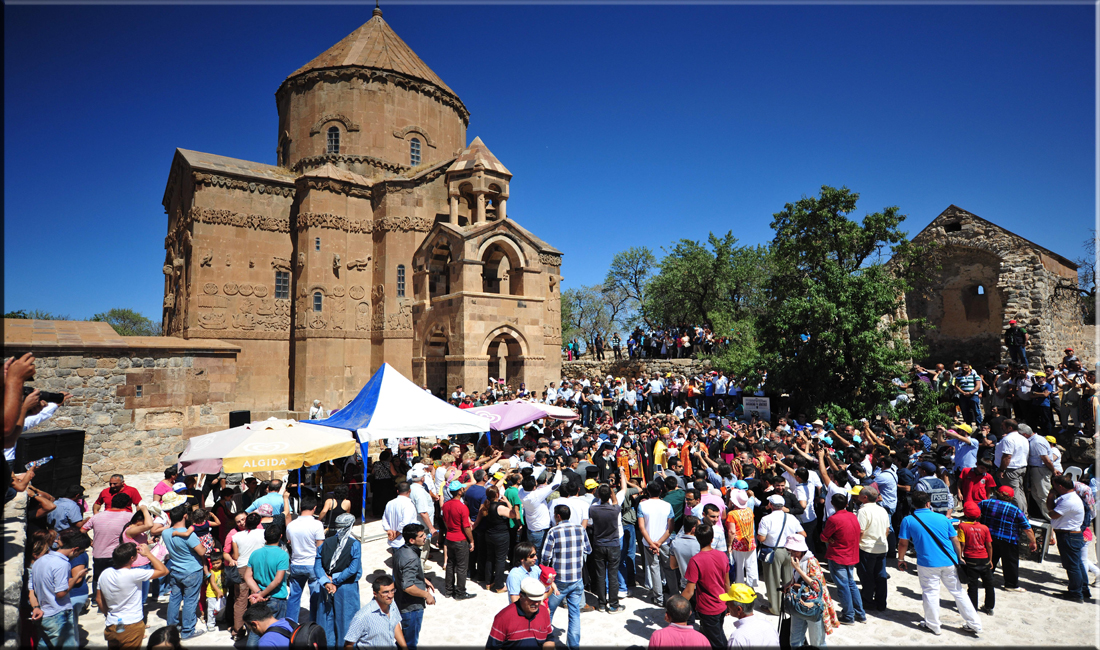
[205,551,226,632]
[173,506,221,553]
[958,501,994,615]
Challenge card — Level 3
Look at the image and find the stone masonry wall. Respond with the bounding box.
[562,357,712,382]
[18,351,238,486]
[2,492,26,648]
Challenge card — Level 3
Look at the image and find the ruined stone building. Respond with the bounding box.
[159,7,563,412]
[902,205,1093,369]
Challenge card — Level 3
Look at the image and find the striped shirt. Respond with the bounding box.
[955,369,981,393]
[540,521,591,584]
[344,598,402,648]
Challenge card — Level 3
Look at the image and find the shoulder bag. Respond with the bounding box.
[759,513,788,565]
[911,511,968,584]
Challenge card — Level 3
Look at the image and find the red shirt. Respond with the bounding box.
[94,485,142,511]
[959,521,992,559]
[487,600,552,648]
[649,623,711,648]
[958,468,997,504]
[442,498,471,542]
[820,510,861,565]
[683,549,729,616]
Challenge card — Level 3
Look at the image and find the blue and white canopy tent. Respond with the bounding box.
[303,363,488,528]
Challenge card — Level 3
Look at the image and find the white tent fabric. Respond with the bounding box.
[303,362,488,441]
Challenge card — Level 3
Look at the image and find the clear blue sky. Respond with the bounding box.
[4,4,1094,323]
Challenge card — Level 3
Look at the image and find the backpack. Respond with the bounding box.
[265,620,327,648]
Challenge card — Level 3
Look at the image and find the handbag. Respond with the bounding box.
[911,511,969,584]
[223,564,244,585]
[759,513,788,564]
[784,581,825,621]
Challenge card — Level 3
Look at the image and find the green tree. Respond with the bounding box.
[603,246,657,325]
[3,309,72,320]
[758,185,923,420]
[89,308,160,336]
[560,285,612,347]
[643,232,771,331]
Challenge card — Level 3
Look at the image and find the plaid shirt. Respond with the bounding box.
[978,498,1031,543]
[541,521,591,584]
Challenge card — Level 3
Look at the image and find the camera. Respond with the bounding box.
[23,385,65,404]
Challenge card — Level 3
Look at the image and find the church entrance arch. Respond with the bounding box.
[483,326,526,391]
[480,238,524,296]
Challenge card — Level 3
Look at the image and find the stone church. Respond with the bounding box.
[160,7,563,413]
[902,205,1092,369]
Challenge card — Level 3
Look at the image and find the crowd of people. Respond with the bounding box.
[563,325,731,363]
[5,348,1099,648]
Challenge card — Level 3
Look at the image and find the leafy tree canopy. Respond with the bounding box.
[3,309,72,320]
[89,308,161,336]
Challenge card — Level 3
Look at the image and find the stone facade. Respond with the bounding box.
[2,493,26,648]
[562,358,713,382]
[161,7,562,411]
[902,205,1093,368]
[4,320,239,486]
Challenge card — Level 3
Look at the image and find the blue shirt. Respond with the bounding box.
[464,485,487,523]
[872,467,898,512]
[258,619,295,648]
[31,551,73,616]
[47,498,84,532]
[69,552,89,597]
[246,492,285,515]
[898,509,958,568]
[162,527,203,574]
[949,437,979,471]
[250,545,290,599]
[345,598,402,647]
[506,565,542,596]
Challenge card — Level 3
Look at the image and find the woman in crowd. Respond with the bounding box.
[314,513,363,646]
[475,484,515,593]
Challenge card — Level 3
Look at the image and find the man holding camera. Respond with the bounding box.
[3,386,70,463]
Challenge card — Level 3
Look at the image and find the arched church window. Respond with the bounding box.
[977,285,985,295]
[397,265,406,297]
[313,292,323,312]
[410,138,421,166]
[327,127,340,154]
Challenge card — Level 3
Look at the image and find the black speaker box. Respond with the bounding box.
[229,410,251,428]
[14,428,85,497]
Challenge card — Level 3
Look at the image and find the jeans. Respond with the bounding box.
[548,579,584,648]
[1056,530,1091,599]
[167,568,203,637]
[790,613,826,647]
[642,543,675,603]
[960,394,983,425]
[286,564,317,623]
[1008,344,1028,369]
[619,524,637,592]
[591,544,621,608]
[916,565,981,633]
[267,597,287,620]
[38,608,77,649]
[856,550,888,611]
[963,557,995,610]
[990,538,1020,588]
[828,560,865,622]
[528,529,547,559]
[445,539,471,596]
[401,608,424,650]
[697,611,726,650]
[70,594,88,629]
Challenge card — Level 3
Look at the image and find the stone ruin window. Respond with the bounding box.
[944,221,962,233]
[977,285,985,295]
[313,291,323,312]
[410,138,421,166]
[315,237,321,252]
[397,264,406,297]
[327,126,340,154]
[135,385,143,398]
[275,271,290,299]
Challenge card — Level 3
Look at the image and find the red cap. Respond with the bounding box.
[1065,348,1073,352]
[538,565,556,588]
[1008,319,1017,324]
[998,486,1015,498]
[963,502,982,519]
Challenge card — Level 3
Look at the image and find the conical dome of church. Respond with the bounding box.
[286,7,458,100]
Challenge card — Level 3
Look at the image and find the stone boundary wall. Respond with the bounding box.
[2,492,27,648]
[562,357,712,381]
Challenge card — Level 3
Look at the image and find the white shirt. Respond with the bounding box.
[1051,491,1085,532]
[638,498,673,543]
[520,470,562,532]
[794,483,816,523]
[285,515,325,566]
[99,566,155,625]
[715,377,729,395]
[857,502,890,554]
[1027,435,1053,467]
[994,431,1029,469]
[648,379,664,395]
[757,510,804,548]
[822,482,851,519]
[728,613,781,649]
[551,496,590,527]
[382,495,419,548]
[4,403,60,460]
[235,528,267,567]
[409,482,433,518]
[308,405,325,419]
[546,387,558,403]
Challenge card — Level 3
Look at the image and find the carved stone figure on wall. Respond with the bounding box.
[333,253,341,274]
[297,252,306,268]
[163,265,174,276]
[387,304,412,331]
[347,257,371,271]
[272,257,291,271]
[164,293,175,308]
[332,297,345,330]
[232,313,256,330]
[225,253,231,266]
[200,250,213,267]
[355,302,371,331]
[309,314,327,329]
[198,311,227,329]
[349,285,365,300]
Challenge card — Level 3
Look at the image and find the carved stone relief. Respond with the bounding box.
[200,251,213,267]
[203,283,219,295]
[198,311,227,329]
[297,253,306,269]
[332,298,345,330]
[223,283,239,296]
[296,212,373,233]
[539,252,562,266]
[355,302,371,331]
[333,253,341,273]
[272,257,291,271]
[332,285,346,298]
[309,314,327,330]
[188,206,291,232]
[349,285,365,300]
[347,257,371,272]
[225,254,231,266]
[253,285,269,298]
[387,304,412,331]
[238,283,253,296]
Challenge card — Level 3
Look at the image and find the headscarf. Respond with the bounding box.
[329,513,356,574]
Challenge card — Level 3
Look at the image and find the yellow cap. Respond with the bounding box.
[719,583,758,603]
[584,479,599,490]
[659,427,670,435]
[848,486,863,496]
[493,472,505,480]
[1045,435,1057,445]
[955,423,973,434]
